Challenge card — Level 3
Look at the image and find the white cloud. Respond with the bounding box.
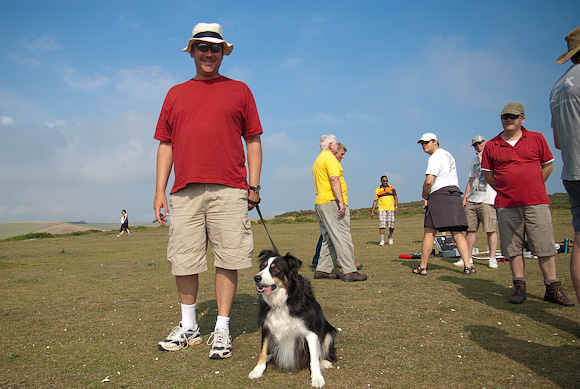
[0,116,14,126]
[274,165,312,183]
[62,67,109,90]
[262,132,304,153]
[118,16,141,30]
[116,66,177,101]
[18,35,61,52]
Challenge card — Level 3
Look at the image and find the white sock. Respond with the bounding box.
[380,235,384,241]
[181,303,197,330]
[215,315,230,332]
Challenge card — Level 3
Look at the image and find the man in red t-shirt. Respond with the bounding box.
[154,23,263,358]
[481,102,573,306]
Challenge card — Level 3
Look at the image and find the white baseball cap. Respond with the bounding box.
[417,132,438,143]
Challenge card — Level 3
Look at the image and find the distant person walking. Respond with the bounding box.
[312,134,366,282]
[459,135,498,269]
[482,102,574,306]
[550,25,580,306]
[415,133,474,276]
[117,210,131,237]
[371,175,398,245]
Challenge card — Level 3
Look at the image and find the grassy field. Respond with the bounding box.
[1,204,579,388]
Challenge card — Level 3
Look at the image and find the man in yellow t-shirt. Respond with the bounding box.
[371,176,398,245]
[312,134,367,282]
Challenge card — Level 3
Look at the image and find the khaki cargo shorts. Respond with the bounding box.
[464,201,497,233]
[497,204,556,258]
[167,183,253,275]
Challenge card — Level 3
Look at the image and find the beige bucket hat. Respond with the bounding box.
[557,26,580,64]
[183,23,234,56]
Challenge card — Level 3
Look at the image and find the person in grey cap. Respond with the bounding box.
[481,102,574,306]
[551,25,580,307]
[154,22,263,358]
[415,132,475,276]
[457,135,499,269]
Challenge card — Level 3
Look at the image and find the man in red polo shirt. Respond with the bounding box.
[481,102,574,306]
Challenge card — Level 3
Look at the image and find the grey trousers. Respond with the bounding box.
[315,201,357,274]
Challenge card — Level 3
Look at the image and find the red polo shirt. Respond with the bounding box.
[481,126,553,208]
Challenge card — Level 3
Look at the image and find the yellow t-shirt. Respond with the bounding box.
[313,150,348,205]
[375,185,396,211]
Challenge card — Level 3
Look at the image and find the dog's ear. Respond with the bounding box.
[284,253,302,270]
[259,250,275,259]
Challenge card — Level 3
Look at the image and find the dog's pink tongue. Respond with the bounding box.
[263,286,273,295]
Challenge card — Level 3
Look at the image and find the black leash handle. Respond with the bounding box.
[255,204,278,254]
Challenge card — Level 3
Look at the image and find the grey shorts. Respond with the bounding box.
[497,204,556,258]
[564,180,580,232]
[167,183,253,276]
[464,202,497,233]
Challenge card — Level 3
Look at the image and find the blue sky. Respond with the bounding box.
[0,0,579,223]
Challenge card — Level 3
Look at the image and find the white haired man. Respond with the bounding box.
[312,134,367,282]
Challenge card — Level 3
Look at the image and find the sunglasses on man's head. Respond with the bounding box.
[195,43,223,53]
[501,114,521,120]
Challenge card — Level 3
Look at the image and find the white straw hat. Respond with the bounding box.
[182,23,234,56]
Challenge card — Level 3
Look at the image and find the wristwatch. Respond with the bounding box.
[249,185,261,195]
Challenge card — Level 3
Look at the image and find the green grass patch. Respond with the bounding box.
[2,229,103,242]
[1,201,579,388]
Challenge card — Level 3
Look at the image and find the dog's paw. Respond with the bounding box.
[311,372,325,388]
[248,364,266,380]
[320,359,333,370]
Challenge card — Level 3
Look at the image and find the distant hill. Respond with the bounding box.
[0,193,570,240]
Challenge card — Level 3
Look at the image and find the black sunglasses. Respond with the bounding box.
[472,141,483,147]
[195,43,223,53]
[501,114,521,120]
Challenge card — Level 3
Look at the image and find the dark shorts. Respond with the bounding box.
[564,180,580,232]
[424,186,468,232]
[120,223,129,232]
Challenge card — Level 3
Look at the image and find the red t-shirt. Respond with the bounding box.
[481,126,553,207]
[155,76,263,193]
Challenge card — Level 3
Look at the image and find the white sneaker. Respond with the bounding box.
[379,240,385,246]
[158,323,202,351]
[388,237,394,245]
[453,258,473,267]
[488,258,498,269]
[207,328,232,359]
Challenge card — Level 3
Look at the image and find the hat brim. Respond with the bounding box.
[557,45,580,64]
[183,38,234,56]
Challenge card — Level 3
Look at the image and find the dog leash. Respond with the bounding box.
[255,204,278,254]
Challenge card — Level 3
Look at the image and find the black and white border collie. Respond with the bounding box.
[248,250,337,388]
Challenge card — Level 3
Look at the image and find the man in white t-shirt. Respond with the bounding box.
[413,133,474,276]
[457,135,499,269]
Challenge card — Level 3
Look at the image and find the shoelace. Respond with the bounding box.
[169,325,189,349]
[207,329,230,347]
